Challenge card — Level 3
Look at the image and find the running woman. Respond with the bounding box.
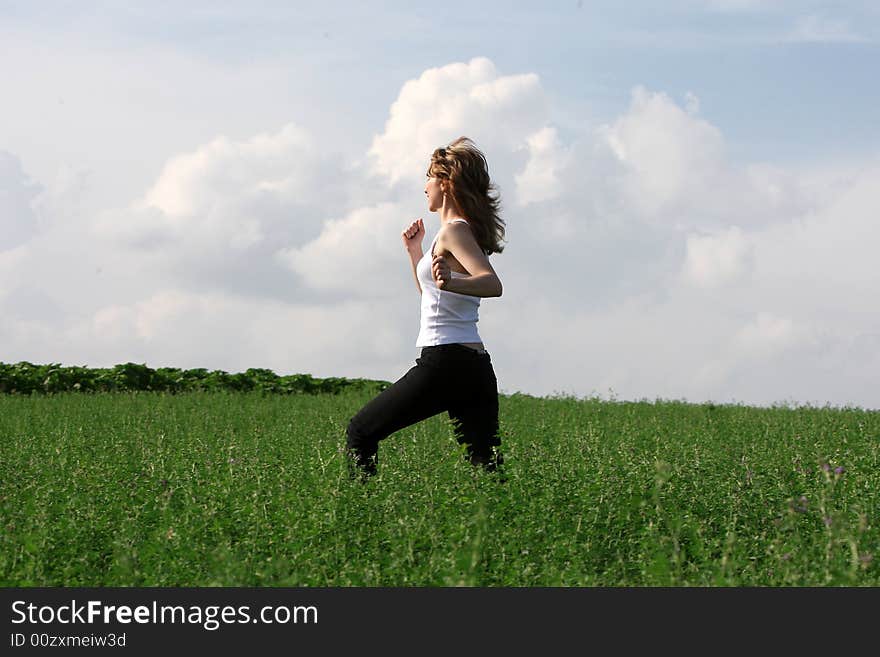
[346,136,506,478]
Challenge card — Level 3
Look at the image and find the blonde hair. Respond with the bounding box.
[426,137,506,255]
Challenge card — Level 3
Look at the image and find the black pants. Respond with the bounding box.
[346,343,503,475]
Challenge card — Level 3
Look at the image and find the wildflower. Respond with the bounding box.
[820,462,830,473]
[834,466,845,475]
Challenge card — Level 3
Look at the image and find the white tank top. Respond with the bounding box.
[415,218,482,347]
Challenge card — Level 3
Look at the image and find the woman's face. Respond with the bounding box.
[424,174,445,212]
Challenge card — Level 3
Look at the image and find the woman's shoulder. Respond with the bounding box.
[436,219,473,246]
[440,218,473,235]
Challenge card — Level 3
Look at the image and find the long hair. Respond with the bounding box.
[426,137,506,255]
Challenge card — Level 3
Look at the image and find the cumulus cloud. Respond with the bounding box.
[599,86,728,221]
[0,151,43,252]
[514,126,572,207]
[367,57,545,189]
[681,226,755,288]
[61,289,413,381]
[275,201,411,300]
[93,122,332,249]
[734,312,815,357]
[87,122,367,303]
[139,123,314,219]
[474,83,880,409]
[3,53,880,411]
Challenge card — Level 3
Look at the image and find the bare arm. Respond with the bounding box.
[408,248,423,295]
[401,218,426,296]
[440,271,502,297]
[432,223,503,298]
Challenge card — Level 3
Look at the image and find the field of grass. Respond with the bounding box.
[1,389,878,586]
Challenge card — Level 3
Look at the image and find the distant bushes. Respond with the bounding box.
[0,361,391,396]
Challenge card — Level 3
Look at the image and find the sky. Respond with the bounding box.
[2,1,879,410]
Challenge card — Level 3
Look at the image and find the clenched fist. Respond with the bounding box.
[432,254,451,289]
[402,218,425,252]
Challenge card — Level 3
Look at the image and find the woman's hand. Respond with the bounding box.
[432,255,451,289]
[402,218,425,252]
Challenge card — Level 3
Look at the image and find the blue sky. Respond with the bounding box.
[2,1,879,409]
[4,1,879,168]
[8,1,880,160]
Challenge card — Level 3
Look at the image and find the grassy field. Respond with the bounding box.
[1,389,878,586]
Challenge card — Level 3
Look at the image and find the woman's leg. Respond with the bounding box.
[447,352,503,472]
[346,351,451,476]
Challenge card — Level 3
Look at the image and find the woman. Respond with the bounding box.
[346,136,506,479]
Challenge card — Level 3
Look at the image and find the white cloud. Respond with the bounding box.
[514,126,572,207]
[139,123,314,220]
[472,82,880,409]
[734,312,813,356]
[0,151,43,252]
[60,289,413,380]
[3,52,880,411]
[598,86,729,221]
[683,91,701,115]
[30,164,92,233]
[86,121,369,303]
[94,122,329,250]
[275,201,410,299]
[367,57,545,188]
[681,226,755,288]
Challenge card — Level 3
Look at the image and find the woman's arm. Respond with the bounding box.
[408,248,423,295]
[432,223,503,298]
[401,218,425,295]
[439,270,502,297]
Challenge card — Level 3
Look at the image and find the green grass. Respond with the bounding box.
[1,390,878,586]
